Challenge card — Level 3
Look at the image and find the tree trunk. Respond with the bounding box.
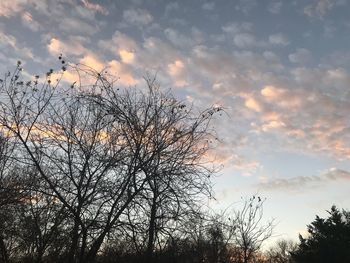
[243,249,249,263]
[36,245,45,263]
[78,228,87,263]
[84,191,143,263]
[0,235,9,263]
[146,194,157,263]
[85,234,106,263]
[67,217,80,263]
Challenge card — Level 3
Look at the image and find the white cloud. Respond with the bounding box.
[268,33,289,46]
[123,8,153,26]
[263,51,280,61]
[304,0,335,18]
[100,31,138,52]
[167,59,188,87]
[0,0,26,17]
[164,28,193,48]
[253,70,350,159]
[139,37,184,70]
[267,1,283,14]
[323,22,337,38]
[0,31,17,49]
[119,49,135,64]
[59,17,99,35]
[47,37,87,57]
[202,2,215,10]
[108,60,138,86]
[168,60,184,76]
[21,11,41,31]
[232,154,261,176]
[235,0,257,14]
[261,85,286,100]
[289,48,312,64]
[80,53,105,72]
[55,52,138,87]
[98,31,138,64]
[165,2,179,12]
[244,96,263,112]
[0,28,33,59]
[234,33,257,48]
[222,22,253,34]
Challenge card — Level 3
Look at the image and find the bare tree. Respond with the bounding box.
[14,173,69,263]
[0,64,132,262]
[266,239,297,263]
[85,75,221,262]
[0,130,26,263]
[232,196,275,263]
[0,63,220,263]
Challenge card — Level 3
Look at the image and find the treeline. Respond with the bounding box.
[0,63,349,263]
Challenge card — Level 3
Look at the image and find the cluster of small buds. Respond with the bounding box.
[46,69,54,84]
[58,54,67,71]
[16,61,23,72]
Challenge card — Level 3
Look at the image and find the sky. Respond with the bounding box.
[1,0,350,246]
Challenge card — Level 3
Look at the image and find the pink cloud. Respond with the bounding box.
[81,0,108,15]
[0,0,25,17]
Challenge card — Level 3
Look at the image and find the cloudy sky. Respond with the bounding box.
[1,0,350,244]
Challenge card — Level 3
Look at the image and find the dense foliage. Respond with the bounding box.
[292,206,350,263]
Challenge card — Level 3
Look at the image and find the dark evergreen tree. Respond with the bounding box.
[292,206,350,263]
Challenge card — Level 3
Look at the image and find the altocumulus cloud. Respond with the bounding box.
[257,168,350,192]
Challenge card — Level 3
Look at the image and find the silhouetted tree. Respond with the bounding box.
[0,62,220,263]
[15,176,69,263]
[266,239,296,263]
[292,205,350,263]
[0,133,27,263]
[84,74,220,263]
[205,220,228,263]
[233,197,274,263]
